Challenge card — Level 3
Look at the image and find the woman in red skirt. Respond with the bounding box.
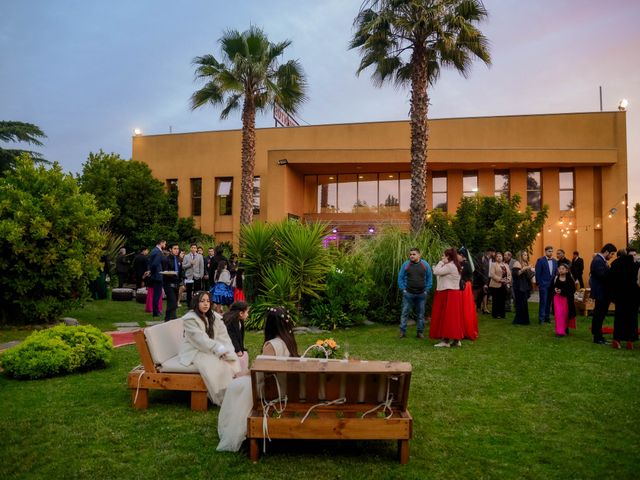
[458,247,478,341]
[430,248,465,348]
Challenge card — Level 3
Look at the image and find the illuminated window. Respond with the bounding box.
[253,176,261,215]
[216,177,233,216]
[190,178,202,216]
[463,171,478,197]
[527,170,542,211]
[317,175,337,213]
[337,174,358,213]
[559,169,574,211]
[494,170,510,197]
[379,173,399,212]
[432,172,447,212]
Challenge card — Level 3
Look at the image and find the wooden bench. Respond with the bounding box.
[247,357,413,464]
[126,318,208,411]
[574,288,594,317]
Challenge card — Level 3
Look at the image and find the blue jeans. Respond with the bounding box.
[400,291,427,334]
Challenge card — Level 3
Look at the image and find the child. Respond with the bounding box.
[211,260,233,314]
[553,263,577,337]
[222,301,250,371]
[233,267,245,302]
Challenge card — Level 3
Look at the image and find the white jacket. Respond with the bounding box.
[433,261,461,291]
[179,311,238,366]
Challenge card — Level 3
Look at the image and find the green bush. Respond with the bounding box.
[305,249,374,329]
[0,325,113,379]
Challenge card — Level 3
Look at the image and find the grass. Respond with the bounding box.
[1,300,639,479]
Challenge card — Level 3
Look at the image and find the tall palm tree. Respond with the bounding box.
[191,26,307,225]
[351,0,491,233]
[0,121,47,174]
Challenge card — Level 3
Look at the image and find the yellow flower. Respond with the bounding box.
[315,339,324,346]
[327,339,337,349]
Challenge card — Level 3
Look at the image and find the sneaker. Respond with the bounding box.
[417,333,425,339]
[626,341,634,350]
[612,340,621,349]
[451,340,462,347]
[434,341,450,348]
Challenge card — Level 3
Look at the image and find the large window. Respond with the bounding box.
[559,169,574,211]
[356,173,378,213]
[463,171,478,197]
[317,175,337,213]
[337,174,358,213]
[216,177,233,216]
[432,172,447,212]
[379,173,400,212]
[190,178,202,216]
[253,176,261,215]
[399,173,410,212]
[527,170,542,211]
[494,170,510,197]
[166,179,178,207]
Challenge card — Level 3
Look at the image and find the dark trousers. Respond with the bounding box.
[185,279,203,308]
[473,286,486,310]
[490,286,506,318]
[576,275,584,289]
[152,280,163,317]
[538,285,552,323]
[164,285,178,321]
[591,298,610,342]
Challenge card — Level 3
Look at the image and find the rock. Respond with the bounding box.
[60,317,80,326]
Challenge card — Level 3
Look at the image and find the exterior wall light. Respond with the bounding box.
[134,128,142,136]
[277,159,288,166]
[618,98,628,111]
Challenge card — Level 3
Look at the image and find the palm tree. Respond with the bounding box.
[351,0,491,233]
[0,121,47,174]
[191,26,307,225]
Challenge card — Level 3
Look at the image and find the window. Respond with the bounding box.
[494,170,510,197]
[399,172,410,212]
[356,173,378,213]
[463,171,478,197]
[166,179,178,207]
[253,176,261,215]
[559,169,574,211]
[190,178,202,216]
[432,172,447,212]
[527,170,542,211]
[379,173,400,212]
[337,174,358,213]
[216,177,233,216]
[317,175,337,213]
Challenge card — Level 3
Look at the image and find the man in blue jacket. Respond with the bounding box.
[589,243,617,344]
[148,239,166,318]
[534,245,558,324]
[398,247,433,339]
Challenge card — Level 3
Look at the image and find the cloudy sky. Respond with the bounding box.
[2,0,638,219]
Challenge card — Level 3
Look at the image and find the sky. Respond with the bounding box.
[1,0,639,228]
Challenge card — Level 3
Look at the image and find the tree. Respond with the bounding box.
[351,0,491,233]
[190,26,307,226]
[424,194,549,255]
[630,202,640,251]
[0,121,48,174]
[0,155,110,324]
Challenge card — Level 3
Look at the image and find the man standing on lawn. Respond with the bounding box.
[589,243,617,345]
[182,243,204,307]
[162,243,181,321]
[398,247,433,339]
[534,246,558,324]
[148,239,166,318]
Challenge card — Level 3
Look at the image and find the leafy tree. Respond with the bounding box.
[191,26,307,226]
[78,151,211,252]
[351,0,491,233]
[630,202,640,251]
[0,155,110,324]
[0,121,48,174]
[424,194,548,255]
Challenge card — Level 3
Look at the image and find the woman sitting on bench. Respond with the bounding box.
[178,291,240,405]
[217,306,299,452]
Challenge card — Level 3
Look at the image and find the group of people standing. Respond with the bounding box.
[142,240,244,321]
[398,243,640,349]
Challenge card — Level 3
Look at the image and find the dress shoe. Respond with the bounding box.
[398,332,406,339]
[417,333,425,339]
[611,340,621,349]
[451,340,462,347]
[434,341,450,348]
[626,341,634,350]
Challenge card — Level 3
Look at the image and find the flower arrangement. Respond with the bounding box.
[305,338,340,359]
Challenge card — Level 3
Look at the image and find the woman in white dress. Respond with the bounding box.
[178,291,241,406]
[217,306,299,452]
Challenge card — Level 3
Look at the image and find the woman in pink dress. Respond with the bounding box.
[430,248,465,348]
[552,263,577,337]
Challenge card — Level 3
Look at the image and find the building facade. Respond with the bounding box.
[132,111,628,263]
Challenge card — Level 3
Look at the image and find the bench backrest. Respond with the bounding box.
[144,318,184,365]
[250,357,412,411]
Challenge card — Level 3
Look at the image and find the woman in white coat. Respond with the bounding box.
[178,291,241,405]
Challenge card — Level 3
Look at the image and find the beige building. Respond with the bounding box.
[132,111,629,264]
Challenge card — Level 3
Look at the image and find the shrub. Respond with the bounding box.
[0,325,113,379]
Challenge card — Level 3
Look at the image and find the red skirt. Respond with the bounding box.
[429,289,465,340]
[233,288,245,302]
[462,281,478,340]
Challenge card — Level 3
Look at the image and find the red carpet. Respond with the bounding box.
[106,331,136,348]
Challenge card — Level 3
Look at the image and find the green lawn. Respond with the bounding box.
[1,300,638,479]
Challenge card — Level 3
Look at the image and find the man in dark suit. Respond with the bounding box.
[589,243,617,344]
[148,239,166,318]
[571,251,585,289]
[162,243,181,321]
[534,245,558,324]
